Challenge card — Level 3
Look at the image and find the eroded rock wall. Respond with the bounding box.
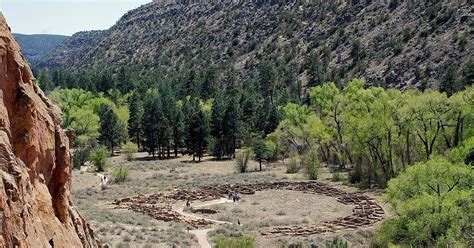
[0,13,100,247]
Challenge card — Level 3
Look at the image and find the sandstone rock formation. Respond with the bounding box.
[0,13,100,247]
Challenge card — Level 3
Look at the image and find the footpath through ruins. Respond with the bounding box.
[115,181,385,238]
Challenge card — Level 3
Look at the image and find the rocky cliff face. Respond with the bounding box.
[0,13,100,247]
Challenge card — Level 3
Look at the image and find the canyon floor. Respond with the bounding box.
[72,152,391,248]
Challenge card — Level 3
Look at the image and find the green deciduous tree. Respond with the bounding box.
[69,108,100,145]
[271,79,474,188]
[377,157,473,247]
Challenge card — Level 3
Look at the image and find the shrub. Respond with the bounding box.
[350,39,365,62]
[286,153,300,174]
[402,27,412,42]
[458,33,467,51]
[122,142,138,161]
[389,0,399,10]
[326,236,348,248]
[276,210,286,216]
[355,181,369,189]
[304,150,320,180]
[73,147,91,170]
[235,149,252,173]
[215,235,254,248]
[332,171,343,182]
[376,157,473,247]
[89,146,108,172]
[349,166,362,183]
[112,165,130,183]
[392,39,404,55]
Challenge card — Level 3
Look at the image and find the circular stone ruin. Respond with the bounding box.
[114,181,385,236]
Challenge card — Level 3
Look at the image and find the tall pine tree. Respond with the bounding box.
[210,90,226,159]
[185,98,210,162]
[98,104,124,156]
[141,90,160,159]
[128,92,144,150]
[222,74,242,158]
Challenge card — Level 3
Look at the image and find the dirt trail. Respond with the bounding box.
[173,198,233,225]
[115,181,386,247]
[174,198,234,248]
[190,229,213,248]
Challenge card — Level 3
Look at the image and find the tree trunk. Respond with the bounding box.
[453,113,463,147]
[259,159,262,171]
[174,143,178,157]
[136,133,140,151]
[406,130,411,165]
[111,140,114,156]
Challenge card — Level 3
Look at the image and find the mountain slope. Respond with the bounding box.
[36,30,105,69]
[13,33,68,61]
[39,1,473,90]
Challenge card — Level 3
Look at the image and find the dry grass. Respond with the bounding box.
[72,152,386,247]
[195,190,353,228]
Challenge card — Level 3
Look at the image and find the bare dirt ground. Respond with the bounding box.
[72,152,390,247]
[202,190,354,225]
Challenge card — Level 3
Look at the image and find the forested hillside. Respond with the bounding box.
[38,0,473,93]
[13,33,67,61]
